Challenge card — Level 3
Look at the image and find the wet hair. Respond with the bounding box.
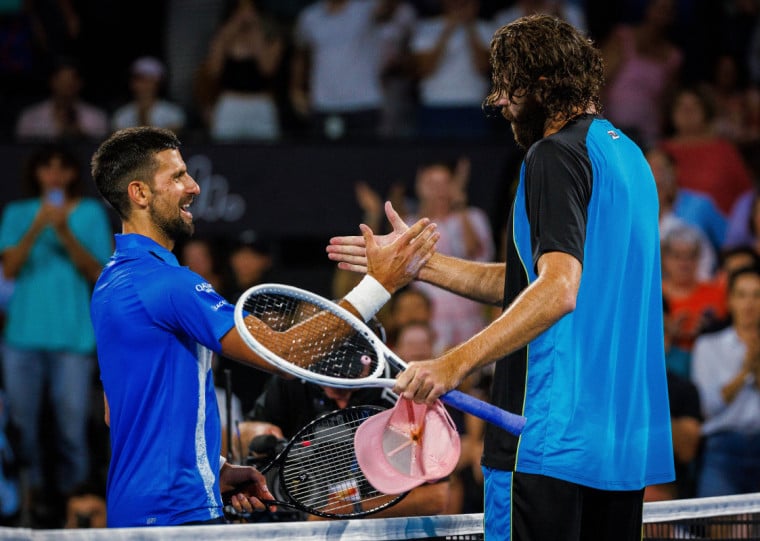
[22,143,83,198]
[485,14,604,122]
[91,127,181,219]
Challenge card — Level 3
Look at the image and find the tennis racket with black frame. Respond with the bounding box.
[222,404,406,519]
[232,283,527,436]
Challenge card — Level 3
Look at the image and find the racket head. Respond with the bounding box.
[233,283,389,388]
[272,405,408,518]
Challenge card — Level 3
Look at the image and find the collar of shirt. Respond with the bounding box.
[113,233,179,266]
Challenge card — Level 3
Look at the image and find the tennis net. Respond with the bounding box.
[0,493,758,540]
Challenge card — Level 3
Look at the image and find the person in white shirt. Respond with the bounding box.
[16,59,108,141]
[111,57,186,134]
[411,0,492,137]
[691,265,760,497]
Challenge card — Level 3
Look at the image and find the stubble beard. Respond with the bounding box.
[150,203,194,243]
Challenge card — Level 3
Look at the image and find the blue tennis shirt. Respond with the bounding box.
[91,234,237,527]
[485,115,675,490]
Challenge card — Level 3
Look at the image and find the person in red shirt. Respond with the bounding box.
[660,85,752,215]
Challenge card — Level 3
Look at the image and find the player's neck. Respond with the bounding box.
[544,104,596,137]
[122,219,175,251]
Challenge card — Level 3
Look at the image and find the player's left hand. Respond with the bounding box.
[393,355,464,405]
[219,462,276,513]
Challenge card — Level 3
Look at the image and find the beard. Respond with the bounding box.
[149,202,194,243]
[508,96,549,150]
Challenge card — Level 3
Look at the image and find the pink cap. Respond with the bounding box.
[354,397,460,495]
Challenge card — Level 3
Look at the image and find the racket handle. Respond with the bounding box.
[441,390,526,436]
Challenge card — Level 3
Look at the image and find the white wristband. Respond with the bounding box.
[343,274,391,321]
[219,456,227,470]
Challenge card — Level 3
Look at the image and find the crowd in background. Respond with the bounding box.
[1,0,760,530]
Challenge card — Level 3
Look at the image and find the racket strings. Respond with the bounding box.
[278,411,398,515]
[243,292,382,379]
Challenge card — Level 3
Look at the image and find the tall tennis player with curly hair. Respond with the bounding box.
[328,15,675,540]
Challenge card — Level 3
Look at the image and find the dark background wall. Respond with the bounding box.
[0,139,523,295]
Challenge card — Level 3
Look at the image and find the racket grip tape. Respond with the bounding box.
[441,390,526,436]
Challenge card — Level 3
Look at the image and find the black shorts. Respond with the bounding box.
[483,468,644,541]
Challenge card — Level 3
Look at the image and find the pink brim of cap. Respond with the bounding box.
[354,397,461,495]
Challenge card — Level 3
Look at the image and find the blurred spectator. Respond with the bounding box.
[376,0,418,137]
[663,294,693,380]
[111,56,186,134]
[226,231,275,300]
[691,265,760,497]
[659,85,753,215]
[713,245,760,309]
[600,0,682,148]
[290,0,396,139]
[492,0,587,33]
[410,0,492,138]
[15,58,107,141]
[63,482,106,529]
[723,148,760,250]
[708,53,760,145]
[648,147,722,278]
[392,320,435,361]
[200,0,284,141]
[165,0,229,111]
[178,235,229,296]
[0,390,19,525]
[661,225,727,352]
[218,232,275,414]
[386,287,433,347]
[404,159,495,353]
[0,144,112,527]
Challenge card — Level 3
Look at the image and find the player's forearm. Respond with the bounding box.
[443,266,577,377]
[417,253,504,305]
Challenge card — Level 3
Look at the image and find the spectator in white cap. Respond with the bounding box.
[111,56,186,134]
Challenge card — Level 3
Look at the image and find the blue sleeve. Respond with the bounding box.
[142,266,236,354]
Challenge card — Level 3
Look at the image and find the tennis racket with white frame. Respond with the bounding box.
[233,283,527,436]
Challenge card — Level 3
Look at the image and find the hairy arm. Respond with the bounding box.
[417,252,505,305]
[396,251,581,402]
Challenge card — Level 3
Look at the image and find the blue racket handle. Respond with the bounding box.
[441,390,526,436]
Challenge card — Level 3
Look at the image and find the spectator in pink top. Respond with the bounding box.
[600,0,682,148]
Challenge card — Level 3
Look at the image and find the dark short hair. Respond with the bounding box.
[719,245,760,268]
[91,127,181,219]
[727,264,760,293]
[23,143,83,198]
[485,14,604,122]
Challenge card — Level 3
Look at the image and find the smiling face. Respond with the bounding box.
[147,148,199,243]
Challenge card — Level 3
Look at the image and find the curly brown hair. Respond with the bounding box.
[485,15,604,123]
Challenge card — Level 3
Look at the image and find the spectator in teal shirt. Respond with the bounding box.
[0,144,112,527]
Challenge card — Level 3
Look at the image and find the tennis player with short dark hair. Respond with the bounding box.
[89,126,438,527]
[328,15,675,540]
